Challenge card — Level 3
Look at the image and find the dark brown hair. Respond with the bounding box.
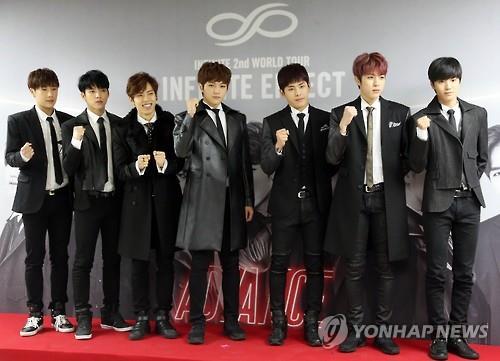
[27,68,59,89]
[197,62,231,86]
[126,72,159,98]
[277,63,309,91]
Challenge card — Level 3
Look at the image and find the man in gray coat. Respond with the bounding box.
[173,62,254,345]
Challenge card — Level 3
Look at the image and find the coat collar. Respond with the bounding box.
[425,96,472,142]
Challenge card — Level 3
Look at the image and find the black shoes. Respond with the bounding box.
[339,329,366,352]
[20,312,44,337]
[304,311,322,347]
[268,311,287,346]
[447,337,479,359]
[75,309,92,340]
[374,336,400,355]
[129,311,150,340]
[223,319,246,341]
[429,337,448,360]
[156,310,179,339]
[50,303,74,333]
[188,323,205,345]
[100,306,132,332]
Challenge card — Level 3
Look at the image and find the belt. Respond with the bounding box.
[297,187,313,199]
[454,189,472,198]
[88,191,115,198]
[46,186,68,196]
[363,183,384,193]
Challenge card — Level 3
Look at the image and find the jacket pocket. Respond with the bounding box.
[467,151,478,159]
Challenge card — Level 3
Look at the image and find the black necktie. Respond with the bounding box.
[297,113,305,141]
[46,116,63,185]
[145,122,154,145]
[210,108,226,147]
[366,106,375,188]
[97,117,108,183]
[448,109,457,134]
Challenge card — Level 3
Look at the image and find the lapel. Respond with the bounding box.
[196,103,226,150]
[27,107,46,159]
[279,106,299,153]
[458,98,475,144]
[223,104,238,153]
[352,97,367,140]
[308,106,321,157]
[425,96,460,142]
[380,97,389,146]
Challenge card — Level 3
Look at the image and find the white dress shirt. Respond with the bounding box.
[204,101,227,143]
[361,97,384,184]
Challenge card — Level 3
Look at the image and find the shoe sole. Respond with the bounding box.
[20,326,43,337]
[339,340,366,353]
[53,326,75,333]
[188,339,204,345]
[101,324,133,332]
[75,334,92,340]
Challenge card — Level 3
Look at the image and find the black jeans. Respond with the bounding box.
[189,194,240,325]
[72,194,121,310]
[22,188,72,312]
[131,205,175,314]
[269,196,324,314]
[344,190,394,326]
[424,195,480,327]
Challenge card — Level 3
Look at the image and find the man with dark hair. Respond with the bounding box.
[410,57,487,360]
[325,52,411,355]
[5,68,74,336]
[261,63,333,346]
[61,70,131,340]
[174,62,254,345]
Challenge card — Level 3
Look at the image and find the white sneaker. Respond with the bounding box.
[20,315,44,337]
[52,314,75,333]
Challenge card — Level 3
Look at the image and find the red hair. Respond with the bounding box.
[352,52,388,79]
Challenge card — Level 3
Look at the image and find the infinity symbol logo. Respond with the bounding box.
[206,3,298,47]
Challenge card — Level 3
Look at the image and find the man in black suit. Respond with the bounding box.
[261,63,333,346]
[174,62,254,344]
[61,70,131,340]
[325,52,411,355]
[5,68,74,336]
[409,57,487,360]
[113,72,183,340]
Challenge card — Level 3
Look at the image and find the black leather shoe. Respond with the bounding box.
[268,311,287,346]
[429,338,448,360]
[304,311,322,347]
[188,323,205,345]
[374,337,400,355]
[101,305,132,332]
[128,312,150,341]
[156,310,179,339]
[338,329,365,353]
[75,309,92,340]
[223,320,246,341]
[448,337,479,359]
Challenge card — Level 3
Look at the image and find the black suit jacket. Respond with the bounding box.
[61,110,126,211]
[261,105,334,220]
[324,97,412,261]
[5,107,73,214]
[409,96,488,212]
[113,106,183,261]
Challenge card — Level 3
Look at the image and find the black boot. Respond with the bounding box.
[304,311,322,347]
[188,322,205,345]
[129,311,150,340]
[223,316,246,341]
[101,305,132,332]
[339,327,365,352]
[155,310,178,339]
[75,309,92,340]
[268,311,287,346]
[448,337,479,360]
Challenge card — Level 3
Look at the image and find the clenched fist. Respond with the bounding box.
[275,128,289,152]
[20,142,34,161]
[137,154,151,171]
[73,125,85,141]
[339,106,358,134]
[186,98,199,117]
[416,116,431,130]
[153,151,166,169]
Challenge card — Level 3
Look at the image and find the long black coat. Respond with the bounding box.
[173,103,254,252]
[408,96,488,212]
[324,97,412,262]
[113,106,183,261]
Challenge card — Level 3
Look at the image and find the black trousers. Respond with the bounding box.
[131,204,175,314]
[424,195,480,328]
[72,194,121,310]
[269,196,324,314]
[189,193,240,325]
[22,188,72,312]
[344,190,394,326]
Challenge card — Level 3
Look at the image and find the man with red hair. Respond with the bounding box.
[325,52,412,354]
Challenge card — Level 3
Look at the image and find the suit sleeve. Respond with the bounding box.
[61,121,83,176]
[260,117,282,175]
[407,115,429,173]
[173,112,195,158]
[241,115,255,208]
[5,115,29,169]
[477,108,488,179]
[112,126,141,181]
[325,108,347,165]
[163,114,184,175]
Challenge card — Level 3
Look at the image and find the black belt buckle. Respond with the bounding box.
[363,183,383,193]
[47,190,56,196]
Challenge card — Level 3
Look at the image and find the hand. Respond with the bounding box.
[73,125,85,141]
[137,154,150,171]
[339,106,358,134]
[20,142,34,160]
[416,115,431,130]
[275,128,289,152]
[153,150,166,168]
[245,206,254,222]
[186,98,199,117]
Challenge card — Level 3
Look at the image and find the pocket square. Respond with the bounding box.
[389,121,401,128]
[320,124,330,132]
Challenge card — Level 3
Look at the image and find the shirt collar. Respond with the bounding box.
[203,101,222,112]
[440,102,460,115]
[290,104,309,117]
[137,112,157,126]
[361,97,380,111]
[35,105,55,121]
[87,109,109,124]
